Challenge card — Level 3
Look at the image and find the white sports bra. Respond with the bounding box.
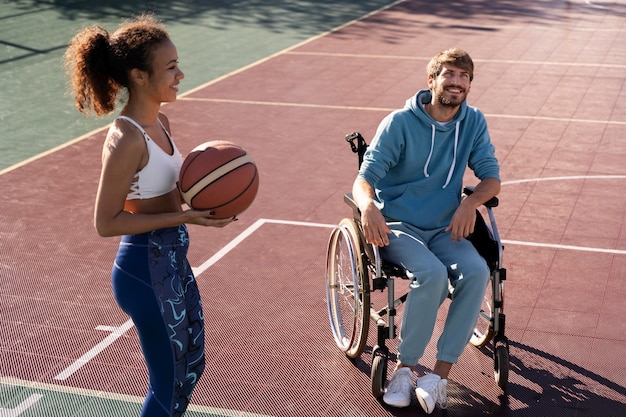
[117,115,183,200]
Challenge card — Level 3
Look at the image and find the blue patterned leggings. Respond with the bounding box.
[112,225,205,417]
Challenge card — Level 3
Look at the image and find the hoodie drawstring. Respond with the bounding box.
[423,125,436,179]
[442,121,459,189]
[424,122,459,189]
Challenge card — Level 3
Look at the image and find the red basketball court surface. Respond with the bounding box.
[1,0,626,416]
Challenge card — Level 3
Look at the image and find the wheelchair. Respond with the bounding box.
[325,132,510,398]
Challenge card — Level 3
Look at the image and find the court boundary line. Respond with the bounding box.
[191,218,335,276]
[5,209,625,413]
[50,219,335,383]
[54,320,135,381]
[502,175,626,186]
[0,0,404,177]
[32,215,626,385]
[2,0,623,176]
[179,97,626,126]
[0,393,43,416]
[180,1,405,99]
[286,51,626,69]
[0,377,272,417]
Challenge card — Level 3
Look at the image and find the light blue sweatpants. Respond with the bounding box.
[380,222,490,365]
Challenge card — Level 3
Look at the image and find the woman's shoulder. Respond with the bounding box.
[104,118,147,157]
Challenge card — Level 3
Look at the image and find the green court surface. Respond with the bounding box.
[0,378,271,417]
[3,1,626,416]
[0,0,396,171]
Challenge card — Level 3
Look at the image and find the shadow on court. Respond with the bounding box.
[2,0,626,416]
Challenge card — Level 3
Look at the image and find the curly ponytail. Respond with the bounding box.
[64,14,169,116]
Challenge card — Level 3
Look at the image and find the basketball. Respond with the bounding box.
[179,140,259,219]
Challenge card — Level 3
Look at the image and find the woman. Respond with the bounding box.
[65,14,233,417]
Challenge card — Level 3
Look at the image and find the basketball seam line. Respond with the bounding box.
[181,154,255,202]
[202,169,258,209]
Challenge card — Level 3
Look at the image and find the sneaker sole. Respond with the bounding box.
[382,396,411,408]
[416,392,435,414]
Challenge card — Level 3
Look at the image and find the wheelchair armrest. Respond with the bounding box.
[463,186,499,208]
[344,193,361,219]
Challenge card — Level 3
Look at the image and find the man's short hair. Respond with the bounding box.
[427,48,474,82]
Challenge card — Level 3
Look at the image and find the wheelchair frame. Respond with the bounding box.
[325,132,510,398]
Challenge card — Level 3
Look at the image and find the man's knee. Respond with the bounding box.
[452,256,490,294]
[408,261,449,296]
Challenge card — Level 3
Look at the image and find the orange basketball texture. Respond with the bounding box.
[179,141,259,218]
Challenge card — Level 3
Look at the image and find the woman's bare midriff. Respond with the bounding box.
[123,189,183,215]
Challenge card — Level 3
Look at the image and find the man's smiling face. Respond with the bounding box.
[428,64,472,108]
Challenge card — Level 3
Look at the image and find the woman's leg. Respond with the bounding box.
[112,227,205,417]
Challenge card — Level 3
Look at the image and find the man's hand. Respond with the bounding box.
[352,177,391,247]
[446,202,476,242]
[360,202,391,247]
[446,177,501,241]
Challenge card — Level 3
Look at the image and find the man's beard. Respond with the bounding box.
[436,87,466,107]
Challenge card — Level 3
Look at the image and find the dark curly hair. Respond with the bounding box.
[64,13,169,116]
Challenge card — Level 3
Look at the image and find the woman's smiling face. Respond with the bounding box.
[145,38,185,103]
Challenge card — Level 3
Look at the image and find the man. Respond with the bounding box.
[352,48,500,414]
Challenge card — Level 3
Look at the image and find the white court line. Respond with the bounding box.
[502,239,626,255]
[0,377,272,417]
[287,51,626,69]
[55,218,333,381]
[179,0,403,99]
[52,209,626,381]
[180,97,626,126]
[179,96,392,112]
[501,175,626,255]
[0,0,403,177]
[502,174,626,186]
[56,220,276,380]
[191,218,334,276]
[0,393,44,416]
[54,319,135,381]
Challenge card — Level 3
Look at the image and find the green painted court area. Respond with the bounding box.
[0,0,394,171]
[5,1,626,416]
[0,379,271,417]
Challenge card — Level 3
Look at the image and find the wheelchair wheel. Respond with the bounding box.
[370,346,388,398]
[325,218,370,359]
[494,344,509,389]
[469,276,494,348]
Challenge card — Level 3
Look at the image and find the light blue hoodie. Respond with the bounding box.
[358,89,500,231]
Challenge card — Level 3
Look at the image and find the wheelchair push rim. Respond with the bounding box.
[325,218,370,359]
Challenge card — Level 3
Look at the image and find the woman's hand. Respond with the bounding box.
[183,209,237,228]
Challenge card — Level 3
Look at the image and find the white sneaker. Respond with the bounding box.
[416,373,448,414]
[382,367,414,408]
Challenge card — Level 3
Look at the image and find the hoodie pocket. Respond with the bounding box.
[382,185,461,229]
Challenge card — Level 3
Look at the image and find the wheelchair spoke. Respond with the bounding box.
[325,219,370,358]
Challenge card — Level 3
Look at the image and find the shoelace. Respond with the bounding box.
[389,371,413,394]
